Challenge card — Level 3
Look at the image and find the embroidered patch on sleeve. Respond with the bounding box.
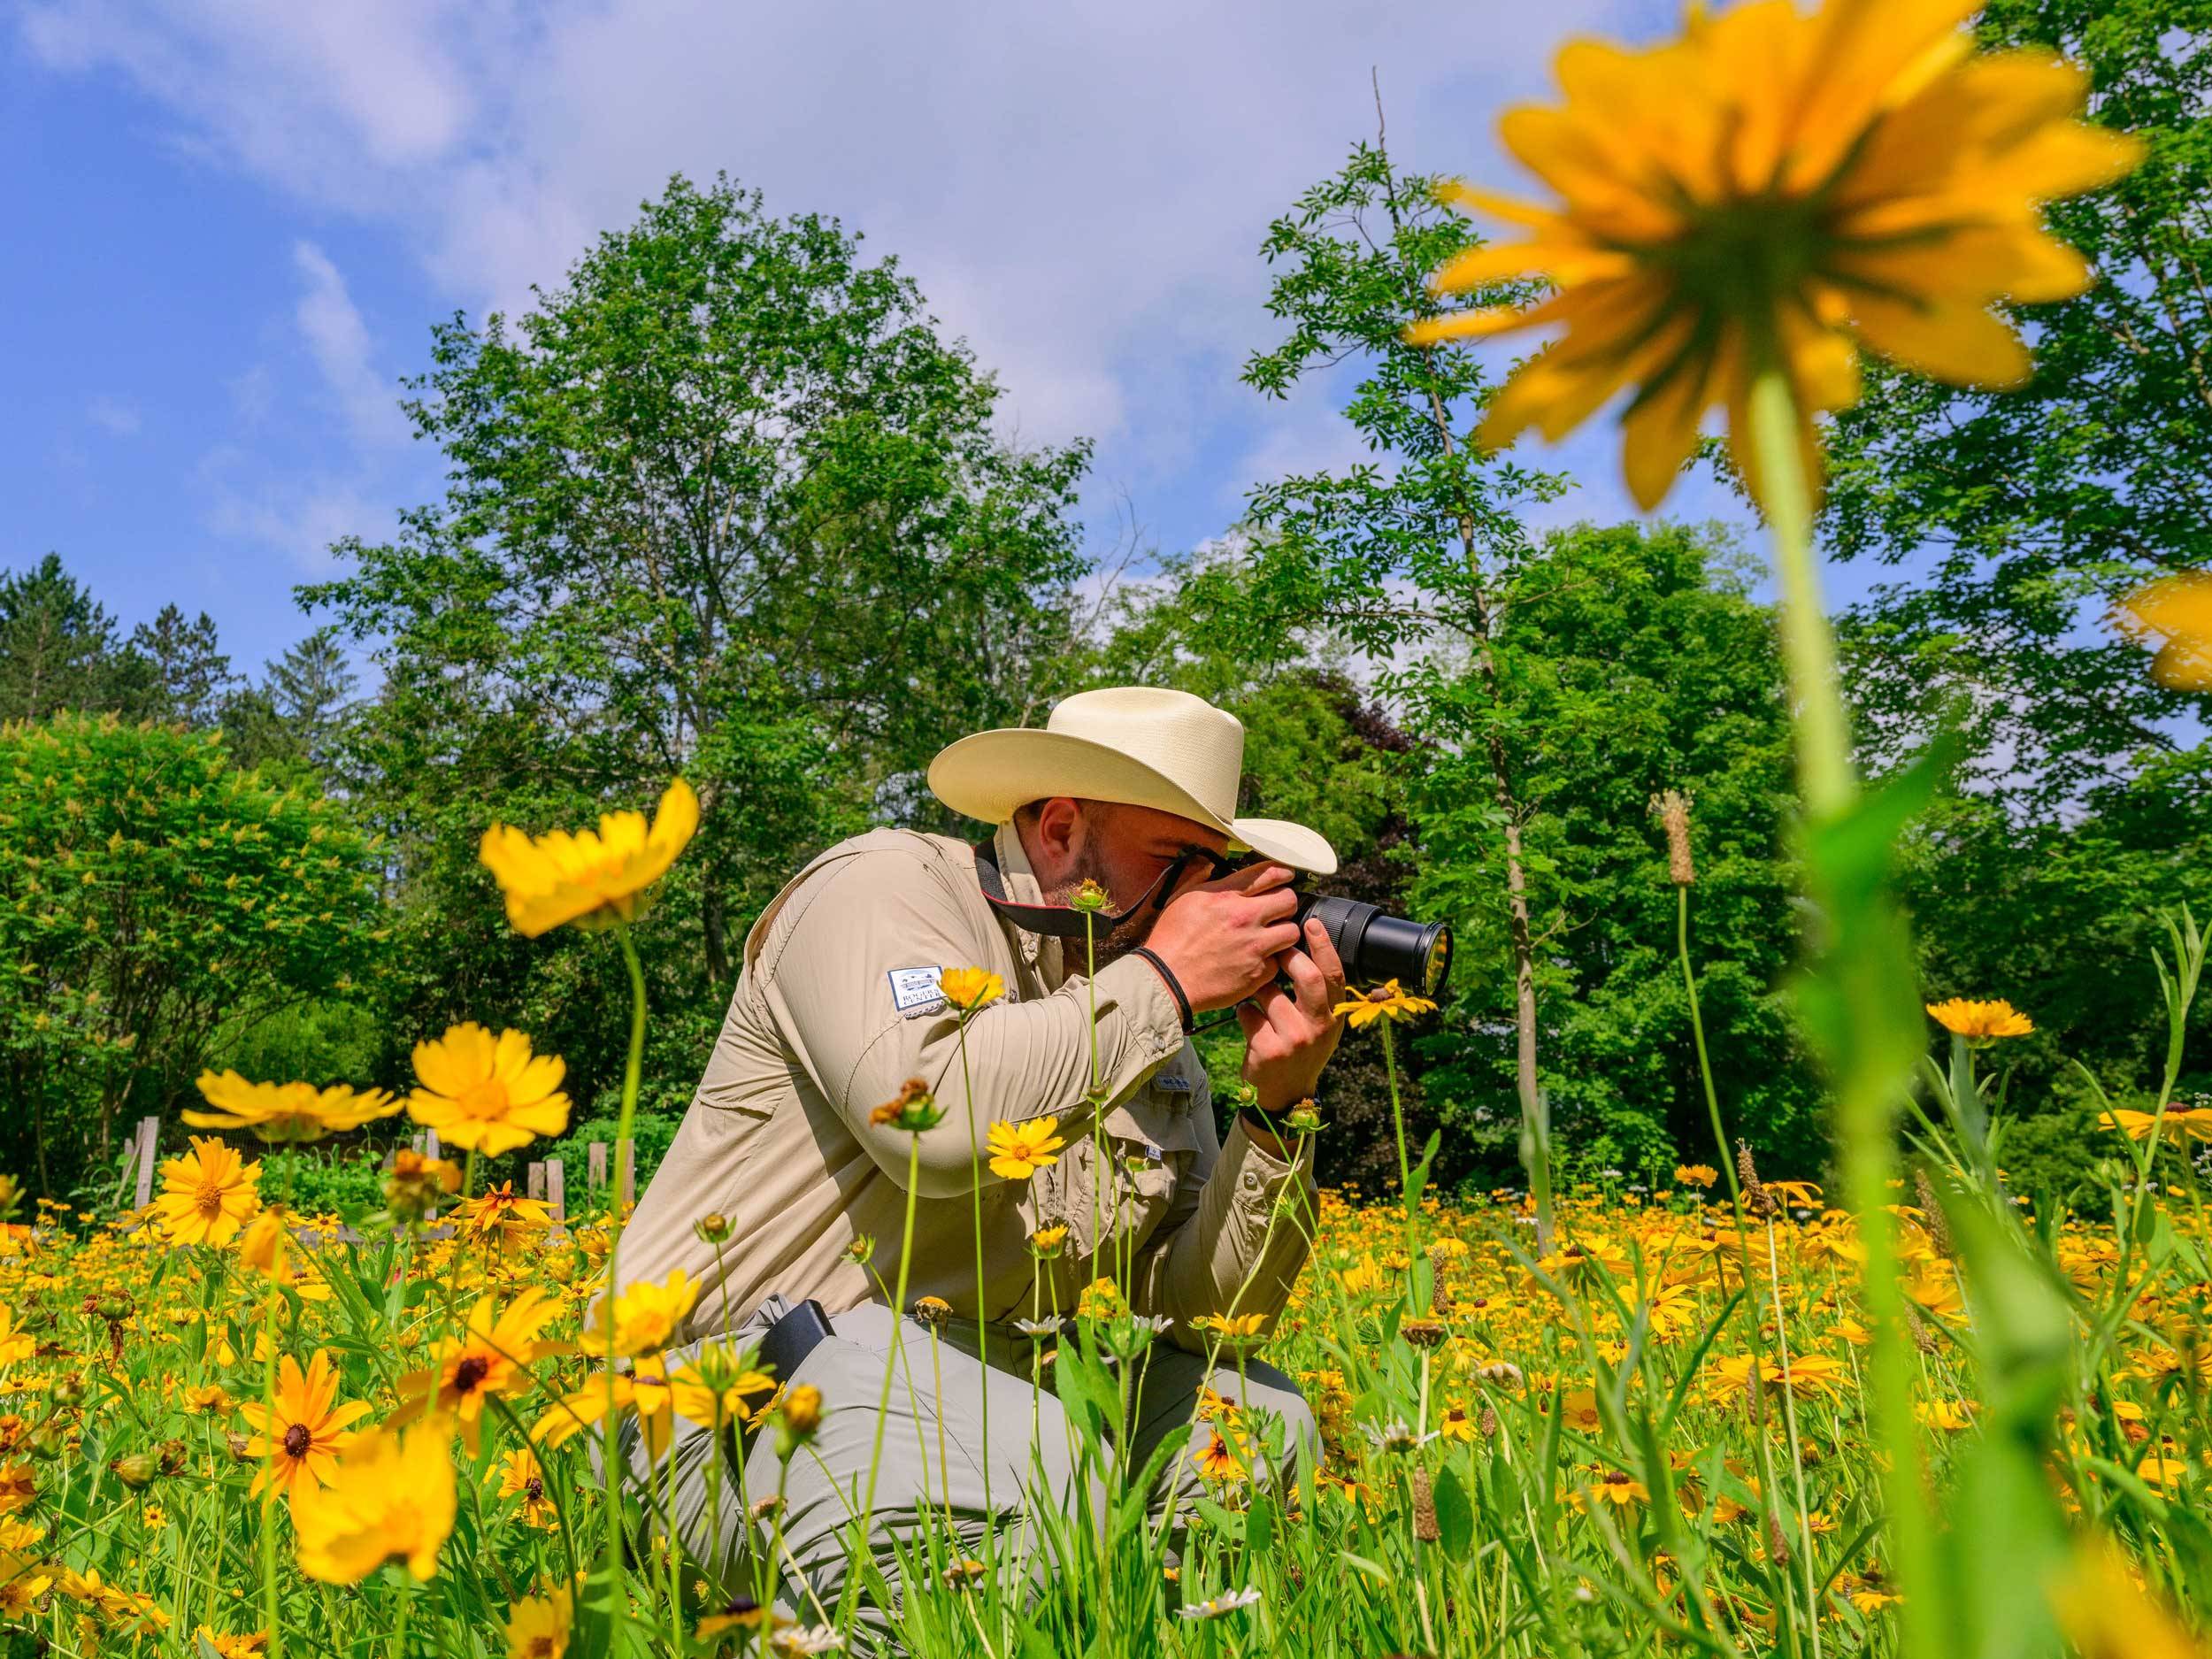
[887,965,949,1017]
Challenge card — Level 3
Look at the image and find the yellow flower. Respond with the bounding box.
[186,1072,399,1143]
[938,967,1005,1011]
[1192,1429,1246,1483]
[505,1583,572,1659]
[533,1356,677,1464]
[384,1148,464,1221]
[183,1383,235,1415]
[585,1268,702,1358]
[1672,1164,1718,1189]
[667,1345,779,1432]
[1409,0,2143,511]
[1925,997,2035,1041]
[398,1291,560,1455]
[408,1024,572,1155]
[1571,1467,1649,1510]
[1333,979,1437,1029]
[986,1116,1066,1180]
[0,1551,51,1614]
[2115,572,2212,690]
[479,778,699,938]
[457,1183,554,1240]
[196,1632,269,1659]
[1915,1398,1975,1432]
[152,1136,261,1247]
[0,1306,32,1367]
[697,1598,790,1640]
[490,1448,558,1529]
[1028,1224,1070,1257]
[2053,1540,2205,1659]
[1191,1312,1269,1344]
[1076,1277,1125,1321]
[291,1420,457,1585]
[237,1209,330,1300]
[237,1350,371,1497]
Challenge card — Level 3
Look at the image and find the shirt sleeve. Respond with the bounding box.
[757,846,1189,1201]
[1129,1071,1320,1353]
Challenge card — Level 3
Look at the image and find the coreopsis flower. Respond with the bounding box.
[0,1307,32,1367]
[1409,0,2144,511]
[1333,980,1437,1029]
[237,1209,329,1301]
[291,1421,457,1585]
[479,777,699,937]
[195,1632,267,1659]
[0,1551,51,1615]
[1192,1312,1268,1345]
[236,1350,370,1497]
[869,1078,944,1133]
[986,1116,1065,1180]
[407,1024,572,1155]
[2115,572,2212,690]
[533,1357,677,1464]
[667,1346,778,1431]
[503,1583,572,1659]
[458,1183,554,1242]
[584,1268,701,1358]
[698,1599,792,1640]
[152,1137,261,1247]
[399,1291,561,1454]
[1075,1277,1125,1321]
[1028,1225,1069,1259]
[912,1296,954,1329]
[2101,1107,2212,1143]
[385,1148,463,1223]
[489,1448,557,1529]
[1925,997,2035,1042]
[938,967,1005,1011]
[1673,1164,1718,1189]
[186,1073,400,1143]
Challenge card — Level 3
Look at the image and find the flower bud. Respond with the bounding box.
[111,1452,159,1489]
[692,1213,732,1246]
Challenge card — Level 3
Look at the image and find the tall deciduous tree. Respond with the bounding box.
[1219,134,1569,1216]
[303,174,1092,1109]
[1821,0,2212,811]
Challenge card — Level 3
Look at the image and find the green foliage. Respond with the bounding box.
[1821,0,2212,814]
[0,714,385,1193]
[302,172,1094,1125]
[0,554,156,723]
[257,1145,389,1217]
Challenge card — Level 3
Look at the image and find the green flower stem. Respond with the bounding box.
[598,923,649,1632]
[848,1131,923,1626]
[1747,359,1937,1659]
[260,1293,281,1659]
[956,1012,997,1568]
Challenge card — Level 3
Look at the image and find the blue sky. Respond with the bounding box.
[4,0,1770,678]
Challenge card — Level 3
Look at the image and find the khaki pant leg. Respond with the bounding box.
[1126,1343,1319,1510]
[622,1303,1090,1631]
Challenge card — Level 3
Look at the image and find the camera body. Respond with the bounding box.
[1291,892,1453,999]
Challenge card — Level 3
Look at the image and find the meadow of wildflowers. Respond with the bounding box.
[3,0,2205,1654]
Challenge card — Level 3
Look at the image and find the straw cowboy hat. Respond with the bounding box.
[927,686,1338,875]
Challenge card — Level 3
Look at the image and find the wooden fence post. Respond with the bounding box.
[546,1158,565,1234]
[132,1117,160,1210]
[617,1137,634,1210]
[588,1141,608,1193]
[526,1162,546,1202]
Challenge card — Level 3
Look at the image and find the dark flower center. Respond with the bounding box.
[282,1423,311,1459]
[452,1354,492,1394]
[525,1476,544,1501]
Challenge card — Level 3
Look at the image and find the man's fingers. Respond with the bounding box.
[1235,1001,1268,1042]
[1208,860,1294,895]
[1254,921,1304,958]
[1279,934,1330,1015]
[1300,916,1348,1009]
[1248,887,1299,925]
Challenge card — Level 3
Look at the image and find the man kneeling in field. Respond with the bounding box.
[612,686,1343,1620]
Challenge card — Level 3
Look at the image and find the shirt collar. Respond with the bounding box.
[990,821,1064,987]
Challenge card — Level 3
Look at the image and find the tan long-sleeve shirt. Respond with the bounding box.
[614,822,1317,1350]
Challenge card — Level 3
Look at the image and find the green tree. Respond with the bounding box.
[1820,0,2212,811]
[129,603,234,727]
[1412,523,1816,1183]
[225,626,359,781]
[303,173,1093,1119]
[1222,135,1571,1211]
[0,555,152,722]
[0,715,384,1194]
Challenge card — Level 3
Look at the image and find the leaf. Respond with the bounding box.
[1338,1551,1394,1585]
[1432,1464,1476,1560]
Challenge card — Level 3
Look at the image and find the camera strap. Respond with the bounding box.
[970,838,1194,940]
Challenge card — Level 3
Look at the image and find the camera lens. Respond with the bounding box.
[1291,895,1454,999]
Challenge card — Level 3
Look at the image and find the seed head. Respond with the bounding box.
[1412,1468,1441,1542]
[1652,790,1695,886]
[1738,1141,1778,1219]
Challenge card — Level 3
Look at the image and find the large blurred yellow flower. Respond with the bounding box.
[479,779,699,938]
[505,1583,572,1659]
[1409,0,2143,511]
[2115,572,2212,690]
[583,1268,701,1359]
[237,1350,370,1497]
[532,1356,676,1463]
[291,1421,456,1585]
[408,1024,571,1155]
[186,1072,399,1144]
[152,1136,260,1247]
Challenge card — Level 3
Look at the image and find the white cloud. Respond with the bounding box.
[291,241,405,449]
[17,0,1651,501]
[86,395,141,435]
[199,447,380,574]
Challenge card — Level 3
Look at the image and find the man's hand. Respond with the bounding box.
[1236,915,1346,1121]
[1145,862,1304,1013]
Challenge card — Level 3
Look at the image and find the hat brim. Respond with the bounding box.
[928,729,1338,875]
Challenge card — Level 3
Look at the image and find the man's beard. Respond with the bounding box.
[1047,849,1155,968]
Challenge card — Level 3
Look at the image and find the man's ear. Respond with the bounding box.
[1022,796,1087,882]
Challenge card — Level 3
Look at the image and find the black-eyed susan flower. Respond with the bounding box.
[399,1291,560,1454]
[186,1073,400,1143]
[237,1350,369,1496]
[503,1582,572,1659]
[1191,1429,1246,1483]
[151,1137,260,1247]
[291,1421,457,1584]
[1410,0,2143,512]
[489,1448,557,1529]
[1333,980,1437,1029]
[407,1024,572,1155]
[985,1116,1065,1180]
[1925,997,2034,1042]
[457,1183,553,1243]
[479,778,698,938]
[534,1356,677,1464]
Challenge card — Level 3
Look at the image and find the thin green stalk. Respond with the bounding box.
[848,1133,924,1625]
[956,1011,997,1560]
[259,1294,281,1659]
[1747,359,1938,1659]
[597,925,649,1631]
